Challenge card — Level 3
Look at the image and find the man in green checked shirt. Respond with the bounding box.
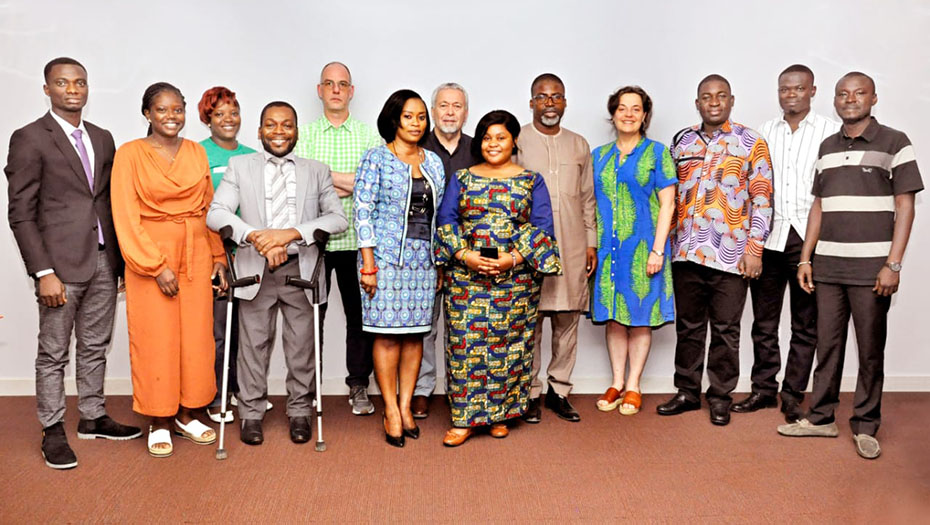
[294,61,382,415]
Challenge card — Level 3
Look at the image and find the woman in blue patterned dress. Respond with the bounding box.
[355,90,444,447]
[590,86,676,416]
[435,110,561,447]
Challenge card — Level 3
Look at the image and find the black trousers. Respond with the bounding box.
[320,249,373,388]
[748,228,817,401]
[673,261,748,405]
[807,282,890,436]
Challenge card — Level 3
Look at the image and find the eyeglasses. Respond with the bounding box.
[321,80,351,90]
[533,93,565,103]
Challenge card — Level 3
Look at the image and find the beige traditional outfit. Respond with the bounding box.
[516,124,596,397]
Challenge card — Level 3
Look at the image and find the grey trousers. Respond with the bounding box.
[236,259,315,420]
[35,251,117,428]
[414,293,443,397]
[530,311,581,398]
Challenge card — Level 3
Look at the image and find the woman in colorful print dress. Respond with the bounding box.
[590,86,676,416]
[355,90,444,447]
[435,110,561,447]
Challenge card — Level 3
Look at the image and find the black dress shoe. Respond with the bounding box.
[77,415,143,440]
[731,392,778,413]
[709,402,731,426]
[42,422,77,470]
[656,393,701,416]
[780,396,803,423]
[240,419,263,445]
[522,397,541,424]
[544,389,580,422]
[289,417,311,444]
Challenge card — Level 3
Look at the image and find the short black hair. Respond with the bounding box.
[376,89,430,145]
[607,86,653,136]
[697,74,731,96]
[471,110,521,160]
[260,101,298,125]
[530,73,564,95]
[779,64,814,83]
[44,57,86,83]
[840,71,876,92]
[141,82,185,135]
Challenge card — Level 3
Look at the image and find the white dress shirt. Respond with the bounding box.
[758,110,840,251]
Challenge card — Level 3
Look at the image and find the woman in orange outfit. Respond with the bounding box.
[111,82,227,458]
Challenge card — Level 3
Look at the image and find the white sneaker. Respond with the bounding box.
[206,407,234,423]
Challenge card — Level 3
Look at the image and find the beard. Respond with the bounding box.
[261,136,297,157]
[437,122,461,134]
[540,113,561,127]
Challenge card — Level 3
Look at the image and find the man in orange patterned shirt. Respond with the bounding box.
[656,74,773,426]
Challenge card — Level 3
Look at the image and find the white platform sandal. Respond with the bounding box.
[148,426,173,458]
[174,418,216,445]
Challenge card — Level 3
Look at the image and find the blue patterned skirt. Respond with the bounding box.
[360,238,436,334]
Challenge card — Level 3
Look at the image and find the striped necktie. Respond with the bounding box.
[268,156,290,230]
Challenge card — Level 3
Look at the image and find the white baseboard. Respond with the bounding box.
[1,376,928,396]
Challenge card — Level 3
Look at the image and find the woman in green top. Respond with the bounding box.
[197,86,256,423]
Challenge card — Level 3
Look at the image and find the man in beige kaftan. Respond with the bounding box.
[516,73,596,423]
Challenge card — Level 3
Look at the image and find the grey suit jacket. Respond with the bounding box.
[206,152,347,302]
[5,112,122,282]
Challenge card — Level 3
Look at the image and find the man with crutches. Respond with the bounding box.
[207,101,347,445]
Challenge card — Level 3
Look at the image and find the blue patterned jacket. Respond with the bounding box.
[354,145,445,265]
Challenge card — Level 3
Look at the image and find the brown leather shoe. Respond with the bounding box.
[489,423,509,439]
[412,395,430,419]
[442,428,473,447]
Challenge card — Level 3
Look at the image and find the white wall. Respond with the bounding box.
[1,0,928,396]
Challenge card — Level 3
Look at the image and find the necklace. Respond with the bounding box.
[148,138,179,163]
[388,142,423,163]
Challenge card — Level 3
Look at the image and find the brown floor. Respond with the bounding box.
[1,393,928,523]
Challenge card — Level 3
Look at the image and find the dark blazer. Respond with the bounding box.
[5,112,123,282]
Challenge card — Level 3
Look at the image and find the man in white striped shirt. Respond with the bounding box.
[733,65,839,422]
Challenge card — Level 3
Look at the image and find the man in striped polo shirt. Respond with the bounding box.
[778,72,922,460]
[733,65,839,422]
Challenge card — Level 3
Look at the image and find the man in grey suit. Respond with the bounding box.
[207,101,347,445]
[5,57,141,470]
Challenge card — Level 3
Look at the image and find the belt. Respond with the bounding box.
[98,243,105,251]
[148,210,206,281]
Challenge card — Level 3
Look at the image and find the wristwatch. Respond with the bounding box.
[885,261,902,272]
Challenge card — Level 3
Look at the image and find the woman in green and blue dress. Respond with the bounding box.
[590,86,676,416]
[197,86,256,423]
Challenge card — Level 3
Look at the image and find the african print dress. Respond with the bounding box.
[355,145,445,334]
[589,138,677,327]
[435,169,561,427]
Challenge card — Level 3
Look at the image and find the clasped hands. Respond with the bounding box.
[459,249,523,276]
[247,228,301,270]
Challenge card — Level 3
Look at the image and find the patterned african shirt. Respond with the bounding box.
[669,120,774,274]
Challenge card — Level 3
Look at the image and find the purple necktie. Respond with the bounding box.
[71,129,105,245]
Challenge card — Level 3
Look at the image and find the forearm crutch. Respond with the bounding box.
[285,228,330,452]
[216,226,260,460]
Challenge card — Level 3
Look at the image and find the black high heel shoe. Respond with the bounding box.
[402,425,420,440]
[383,415,405,448]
